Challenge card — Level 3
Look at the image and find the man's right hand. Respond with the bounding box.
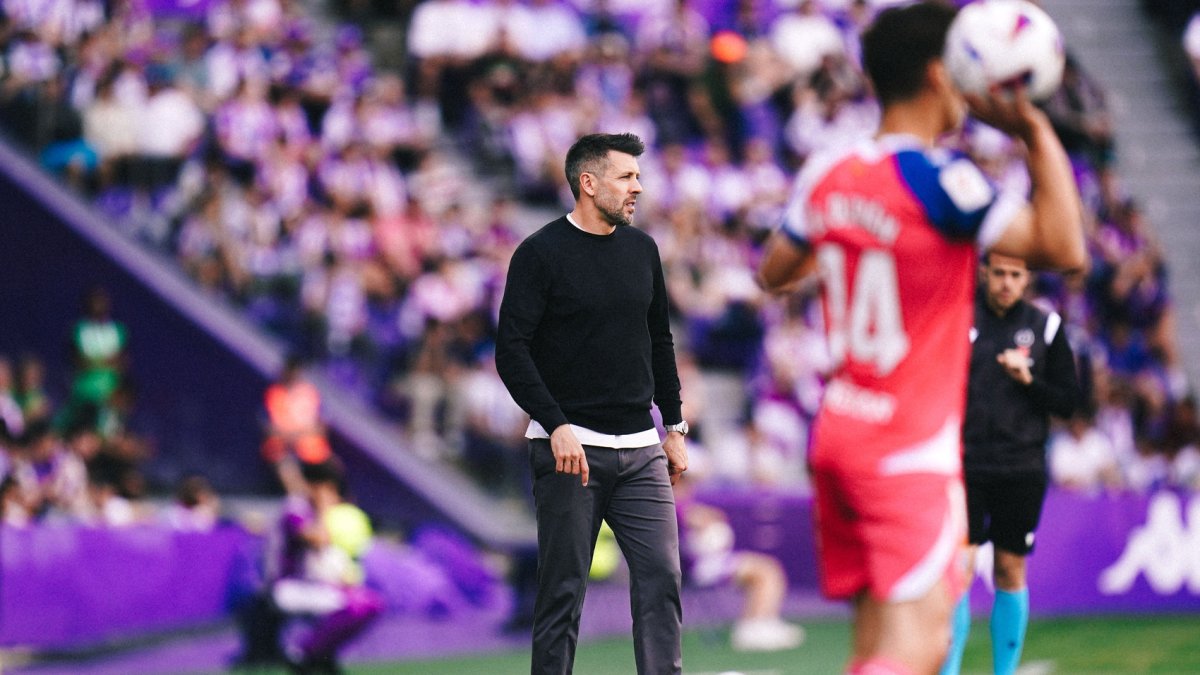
[963,83,1043,144]
[550,425,589,487]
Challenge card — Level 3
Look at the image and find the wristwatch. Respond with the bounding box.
[665,421,689,436]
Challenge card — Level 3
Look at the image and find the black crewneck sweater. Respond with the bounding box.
[496,216,683,436]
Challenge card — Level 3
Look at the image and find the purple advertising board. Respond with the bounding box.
[699,486,1200,616]
[0,524,253,648]
[1,488,1196,651]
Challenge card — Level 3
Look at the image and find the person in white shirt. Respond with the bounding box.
[1049,411,1123,493]
[134,65,205,192]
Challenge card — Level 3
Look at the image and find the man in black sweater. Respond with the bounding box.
[496,132,689,675]
[942,252,1079,675]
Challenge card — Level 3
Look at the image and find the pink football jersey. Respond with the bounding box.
[782,134,1021,472]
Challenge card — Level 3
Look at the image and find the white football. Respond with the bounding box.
[943,0,1066,102]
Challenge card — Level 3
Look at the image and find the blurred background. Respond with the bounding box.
[0,0,1198,672]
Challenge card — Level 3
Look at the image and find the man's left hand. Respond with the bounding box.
[663,432,688,485]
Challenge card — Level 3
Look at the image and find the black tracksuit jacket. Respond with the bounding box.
[962,288,1080,477]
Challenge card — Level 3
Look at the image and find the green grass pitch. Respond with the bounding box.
[314,614,1200,675]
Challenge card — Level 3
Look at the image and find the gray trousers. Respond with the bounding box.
[528,439,682,675]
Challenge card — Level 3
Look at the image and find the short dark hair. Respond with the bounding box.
[983,250,1029,269]
[861,1,957,106]
[564,133,645,201]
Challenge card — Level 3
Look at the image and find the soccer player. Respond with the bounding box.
[755,3,1086,674]
[940,252,1079,675]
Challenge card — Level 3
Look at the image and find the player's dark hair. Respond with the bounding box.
[861,1,958,106]
[564,133,645,201]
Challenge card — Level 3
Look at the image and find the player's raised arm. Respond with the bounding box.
[968,87,1087,273]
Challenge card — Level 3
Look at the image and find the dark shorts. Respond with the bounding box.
[965,472,1048,556]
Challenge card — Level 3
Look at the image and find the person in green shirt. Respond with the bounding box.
[69,286,128,408]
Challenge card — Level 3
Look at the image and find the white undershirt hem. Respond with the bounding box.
[525,421,660,449]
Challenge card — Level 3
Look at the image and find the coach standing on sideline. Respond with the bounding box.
[496,132,689,675]
[941,252,1080,675]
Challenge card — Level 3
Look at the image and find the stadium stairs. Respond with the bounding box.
[1042,0,1200,387]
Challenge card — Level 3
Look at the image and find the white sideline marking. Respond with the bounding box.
[1015,661,1057,675]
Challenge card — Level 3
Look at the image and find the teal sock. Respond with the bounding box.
[939,593,971,675]
[991,588,1029,675]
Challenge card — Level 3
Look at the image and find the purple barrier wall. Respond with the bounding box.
[698,486,1200,616]
[0,524,253,648]
[695,487,821,590]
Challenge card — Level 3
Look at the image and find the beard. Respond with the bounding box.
[596,188,634,228]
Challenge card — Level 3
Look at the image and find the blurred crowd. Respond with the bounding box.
[0,0,1198,504]
[0,287,189,528]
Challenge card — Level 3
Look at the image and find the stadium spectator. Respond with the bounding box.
[213,77,278,185]
[0,356,25,443]
[738,135,791,231]
[1123,439,1171,493]
[36,72,97,190]
[1048,410,1124,493]
[742,295,828,488]
[81,67,140,192]
[89,379,151,499]
[635,0,711,145]
[1042,53,1117,211]
[674,473,804,652]
[506,88,583,204]
[163,473,222,532]
[1092,373,1153,490]
[14,354,52,428]
[768,0,845,86]
[406,0,501,131]
[65,287,129,430]
[783,54,877,163]
[1162,394,1200,490]
[1182,12,1200,135]
[8,420,89,522]
[395,317,468,460]
[0,29,63,144]
[81,452,143,527]
[262,354,334,494]
[458,349,530,497]
[266,460,384,673]
[133,63,206,195]
[1092,199,1183,391]
[0,474,26,527]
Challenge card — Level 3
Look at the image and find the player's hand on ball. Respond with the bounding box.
[964,84,1044,143]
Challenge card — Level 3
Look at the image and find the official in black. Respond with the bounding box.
[942,252,1079,675]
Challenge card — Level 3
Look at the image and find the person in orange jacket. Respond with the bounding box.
[262,355,333,494]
